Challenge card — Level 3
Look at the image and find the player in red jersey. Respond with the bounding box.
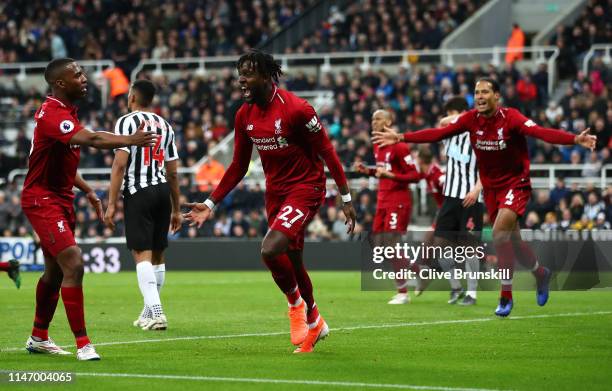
[355,109,423,304]
[184,50,356,353]
[373,78,596,317]
[22,58,156,360]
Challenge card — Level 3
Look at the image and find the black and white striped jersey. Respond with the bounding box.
[114,111,178,195]
[442,131,480,200]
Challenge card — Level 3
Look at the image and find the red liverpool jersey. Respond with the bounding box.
[22,96,83,208]
[211,86,347,200]
[373,143,421,207]
[402,107,576,190]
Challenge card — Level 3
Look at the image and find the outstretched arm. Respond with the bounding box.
[183,122,253,228]
[70,122,156,149]
[372,115,467,146]
[514,111,596,149]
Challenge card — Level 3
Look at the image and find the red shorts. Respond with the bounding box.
[373,203,411,233]
[483,185,531,222]
[23,199,76,258]
[266,185,325,250]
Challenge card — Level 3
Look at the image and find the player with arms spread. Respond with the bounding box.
[21,58,156,360]
[184,50,356,353]
[373,78,596,317]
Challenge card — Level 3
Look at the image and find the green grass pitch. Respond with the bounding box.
[1,271,611,390]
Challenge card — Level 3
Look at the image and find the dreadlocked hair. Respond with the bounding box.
[237,49,283,83]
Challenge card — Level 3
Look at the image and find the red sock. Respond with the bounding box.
[495,240,515,301]
[501,287,513,300]
[306,304,320,325]
[290,255,316,314]
[32,279,61,341]
[286,286,301,305]
[391,258,410,294]
[0,262,10,272]
[61,286,90,348]
[262,253,298,295]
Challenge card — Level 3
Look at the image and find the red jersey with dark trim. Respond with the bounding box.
[402,107,576,190]
[373,143,421,207]
[211,87,347,201]
[22,96,83,209]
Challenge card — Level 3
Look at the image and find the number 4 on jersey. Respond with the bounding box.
[143,135,164,166]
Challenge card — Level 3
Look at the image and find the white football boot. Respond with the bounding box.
[25,336,72,355]
[76,343,101,361]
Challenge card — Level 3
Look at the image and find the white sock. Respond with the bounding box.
[153,264,166,294]
[137,261,163,317]
[466,257,479,297]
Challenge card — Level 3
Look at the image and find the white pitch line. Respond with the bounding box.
[2,311,610,353]
[70,371,504,391]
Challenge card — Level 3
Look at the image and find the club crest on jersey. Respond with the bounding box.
[57,220,66,233]
[476,130,484,135]
[274,118,282,134]
[60,120,75,134]
[305,116,322,133]
[497,128,504,139]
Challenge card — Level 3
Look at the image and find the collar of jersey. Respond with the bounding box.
[46,95,76,109]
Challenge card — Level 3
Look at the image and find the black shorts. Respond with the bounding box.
[124,183,171,251]
[434,196,484,243]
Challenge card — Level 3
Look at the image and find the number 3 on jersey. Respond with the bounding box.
[278,205,304,229]
[143,135,164,166]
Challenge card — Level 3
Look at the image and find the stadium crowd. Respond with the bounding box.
[288,0,485,53]
[1,0,611,240]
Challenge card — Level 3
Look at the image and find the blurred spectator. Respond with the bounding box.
[505,24,525,64]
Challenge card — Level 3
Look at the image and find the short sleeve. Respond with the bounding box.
[294,100,324,135]
[38,109,84,145]
[114,115,132,153]
[164,124,179,162]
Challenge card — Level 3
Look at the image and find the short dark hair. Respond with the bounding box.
[476,77,500,93]
[418,145,434,164]
[44,57,75,84]
[443,96,469,114]
[237,49,283,83]
[131,79,157,106]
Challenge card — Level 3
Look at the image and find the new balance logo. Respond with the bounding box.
[247,124,254,131]
[305,116,322,133]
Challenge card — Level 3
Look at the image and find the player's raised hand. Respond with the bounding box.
[575,128,597,151]
[182,202,212,228]
[170,211,183,234]
[341,201,357,234]
[86,191,104,221]
[354,162,368,174]
[104,204,116,231]
[130,121,157,147]
[372,126,401,147]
